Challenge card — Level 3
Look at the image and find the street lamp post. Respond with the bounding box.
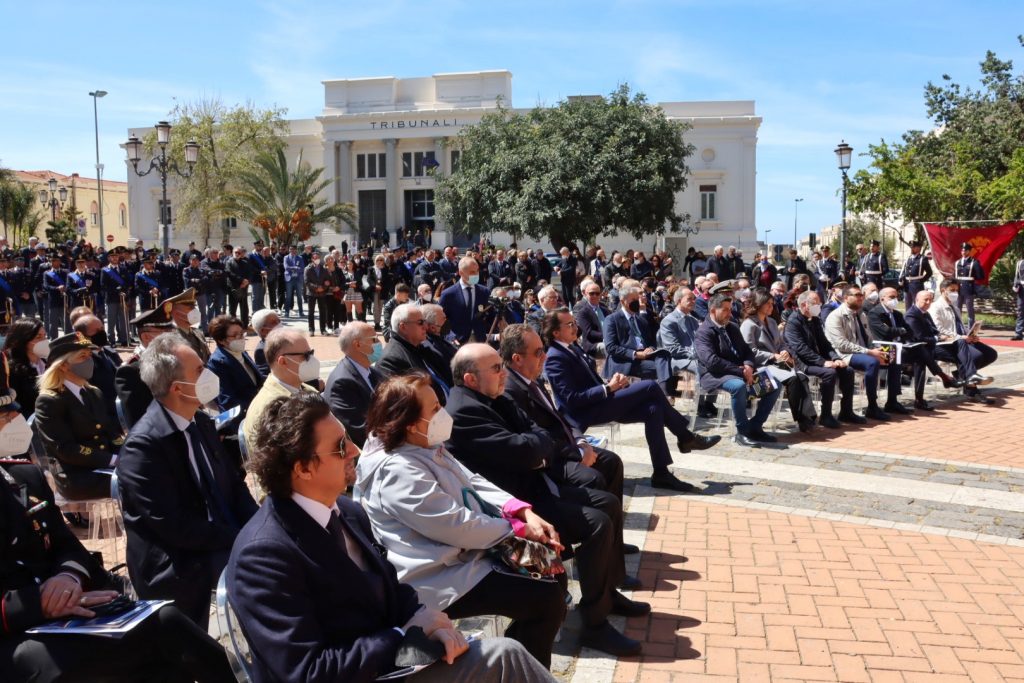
[764,228,772,258]
[124,122,199,256]
[89,90,107,246]
[38,177,68,220]
[834,141,853,274]
[793,198,804,253]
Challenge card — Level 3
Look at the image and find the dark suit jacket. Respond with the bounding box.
[783,312,840,370]
[444,385,555,504]
[7,357,39,419]
[438,281,491,344]
[114,357,153,429]
[323,358,382,448]
[904,305,941,345]
[867,305,910,343]
[573,300,609,355]
[116,401,257,626]
[227,495,420,683]
[253,338,270,378]
[694,318,756,391]
[503,370,582,476]
[602,308,667,380]
[207,346,264,419]
[424,332,458,372]
[225,256,253,291]
[487,258,514,289]
[375,334,447,406]
[543,341,610,430]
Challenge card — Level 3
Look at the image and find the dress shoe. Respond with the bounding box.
[968,393,995,405]
[1011,335,1023,341]
[914,399,935,411]
[697,401,718,417]
[968,374,994,386]
[884,402,913,415]
[819,415,842,429]
[748,428,778,443]
[797,416,817,433]
[733,432,762,448]
[580,621,643,656]
[619,575,643,590]
[610,591,651,617]
[678,433,721,453]
[623,543,640,555]
[865,406,891,421]
[940,373,965,389]
[838,411,867,424]
[650,471,701,493]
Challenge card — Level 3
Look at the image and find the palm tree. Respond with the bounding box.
[221,148,357,247]
[0,179,43,247]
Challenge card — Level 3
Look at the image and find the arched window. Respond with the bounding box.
[119,204,127,227]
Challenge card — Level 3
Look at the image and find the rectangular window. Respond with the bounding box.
[401,151,436,177]
[410,189,435,219]
[700,184,717,220]
[356,153,387,179]
[451,150,461,172]
[159,200,172,225]
[90,212,98,225]
[221,216,237,229]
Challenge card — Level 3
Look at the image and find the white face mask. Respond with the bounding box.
[866,292,879,303]
[0,414,33,457]
[187,307,202,326]
[32,339,50,359]
[415,409,453,446]
[177,367,220,405]
[297,355,321,382]
[883,297,899,310]
[808,303,822,317]
[228,339,246,353]
[421,292,433,302]
[946,292,959,306]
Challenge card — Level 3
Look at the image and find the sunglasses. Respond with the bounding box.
[282,349,315,361]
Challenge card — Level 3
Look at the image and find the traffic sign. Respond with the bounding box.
[106,234,115,243]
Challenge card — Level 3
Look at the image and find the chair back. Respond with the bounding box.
[237,421,248,462]
[215,569,255,683]
[115,396,128,431]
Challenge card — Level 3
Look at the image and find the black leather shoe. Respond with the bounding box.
[1012,335,1023,341]
[884,402,913,415]
[941,374,965,389]
[733,432,761,448]
[697,401,718,418]
[968,393,995,405]
[650,471,700,492]
[619,575,643,590]
[580,621,643,656]
[914,399,935,411]
[678,433,721,453]
[623,543,640,555]
[865,406,891,421]
[838,412,867,425]
[819,415,842,429]
[610,591,652,617]
[797,417,817,433]
[749,429,778,443]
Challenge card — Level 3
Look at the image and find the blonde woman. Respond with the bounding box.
[33,332,124,500]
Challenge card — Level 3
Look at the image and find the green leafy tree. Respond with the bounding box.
[45,205,81,245]
[220,148,357,248]
[436,85,693,251]
[142,99,289,247]
[0,182,44,246]
[827,218,897,261]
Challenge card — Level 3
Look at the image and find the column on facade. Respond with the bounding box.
[322,141,338,204]
[432,137,447,239]
[384,138,399,232]
[337,140,355,245]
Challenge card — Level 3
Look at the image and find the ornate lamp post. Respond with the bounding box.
[38,177,68,220]
[834,140,853,272]
[124,121,199,255]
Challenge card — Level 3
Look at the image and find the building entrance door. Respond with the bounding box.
[358,190,386,247]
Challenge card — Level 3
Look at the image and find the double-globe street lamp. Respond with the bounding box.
[124,121,199,256]
[834,140,853,273]
[38,177,68,220]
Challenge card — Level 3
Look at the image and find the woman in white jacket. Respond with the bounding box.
[355,372,567,669]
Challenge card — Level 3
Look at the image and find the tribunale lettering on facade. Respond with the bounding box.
[370,119,459,129]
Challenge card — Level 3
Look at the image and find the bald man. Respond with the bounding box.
[439,257,493,344]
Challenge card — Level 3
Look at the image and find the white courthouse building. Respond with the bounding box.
[126,70,761,258]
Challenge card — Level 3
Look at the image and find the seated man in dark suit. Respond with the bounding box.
[659,286,718,416]
[694,292,782,448]
[445,343,647,658]
[70,313,122,426]
[602,282,672,393]
[323,321,383,448]
[249,308,281,378]
[421,303,459,370]
[377,303,450,405]
[228,391,553,683]
[573,280,610,358]
[117,333,258,629]
[0,465,236,683]
[114,306,175,429]
[542,308,719,492]
[870,287,959,411]
[438,257,493,344]
[905,287,988,403]
[500,325,637,555]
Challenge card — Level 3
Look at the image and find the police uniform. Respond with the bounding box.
[1011,257,1024,340]
[858,243,888,288]
[0,261,16,326]
[67,261,96,310]
[815,253,839,300]
[201,255,227,319]
[955,243,984,330]
[182,259,209,332]
[8,259,36,318]
[161,252,186,298]
[157,288,211,363]
[134,261,165,312]
[898,243,932,308]
[42,259,71,338]
[100,254,132,346]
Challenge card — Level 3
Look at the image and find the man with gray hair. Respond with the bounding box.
[323,321,383,448]
[439,256,492,344]
[377,302,450,404]
[659,286,719,418]
[117,332,258,629]
[249,308,281,378]
[421,302,458,369]
[602,282,672,393]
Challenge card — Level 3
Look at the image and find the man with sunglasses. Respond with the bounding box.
[377,303,451,406]
[243,328,321,447]
[573,281,610,358]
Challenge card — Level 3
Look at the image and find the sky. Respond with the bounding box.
[1,0,1021,245]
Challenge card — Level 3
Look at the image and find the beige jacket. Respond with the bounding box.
[243,374,317,446]
[823,302,874,360]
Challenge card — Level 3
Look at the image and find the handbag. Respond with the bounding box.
[461,488,565,581]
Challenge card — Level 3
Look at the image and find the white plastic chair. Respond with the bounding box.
[215,569,254,683]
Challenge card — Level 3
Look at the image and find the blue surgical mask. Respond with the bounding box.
[368,341,383,364]
[467,274,480,286]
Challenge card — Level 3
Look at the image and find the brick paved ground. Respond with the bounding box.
[612,496,1024,683]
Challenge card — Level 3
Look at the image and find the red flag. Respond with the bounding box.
[922,222,1024,284]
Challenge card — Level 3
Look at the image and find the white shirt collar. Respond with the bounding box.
[555,340,575,352]
[291,492,338,530]
[62,380,84,401]
[164,407,192,432]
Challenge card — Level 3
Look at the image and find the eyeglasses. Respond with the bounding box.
[480,363,503,375]
[282,349,315,361]
[561,321,578,328]
[320,432,358,460]
[585,291,601,297]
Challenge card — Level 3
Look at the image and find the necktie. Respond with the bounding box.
[529,381,575,444]
[185,423,238,528]
[463,286,474,313]
[595,306,605,323]
[627,315,644,350]
[570,344,604,386]
[327,511,368,571]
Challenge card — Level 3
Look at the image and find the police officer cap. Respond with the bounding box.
[129,304,174,328]
[961,242,972,251]
[909,240,922,248]
[832,281,848,289]
[870,239,881,247]
[45,332,98,368]
[709,279,736,295]
[159,287,197,309]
